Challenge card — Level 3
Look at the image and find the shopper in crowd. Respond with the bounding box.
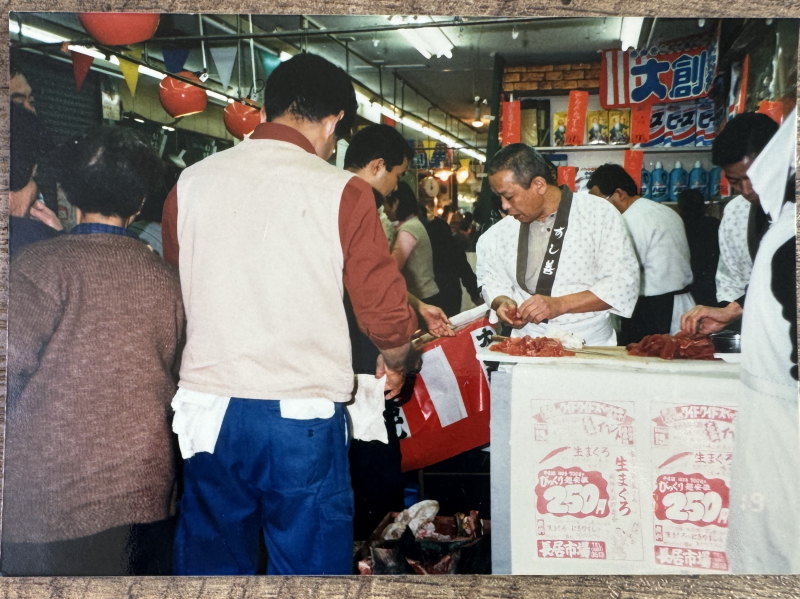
[129,163,171,257]
[588,163,694,344]
[167,53,417,575]
[677,188,721,308]
[343,125,449,539]
[681,112,779,335]
[424,200,483,316]
[10,69,36,113]
[2,128,184,576]
[8,103,63,260]
[477,144,639,346]
[724,111,798,573]
[391,181,441,307]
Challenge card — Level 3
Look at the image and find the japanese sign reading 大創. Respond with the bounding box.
[600,31,720,110]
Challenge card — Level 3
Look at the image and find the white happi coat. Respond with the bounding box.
[716,195,752,303]
[621,198,695,334]
[476,191,640,346]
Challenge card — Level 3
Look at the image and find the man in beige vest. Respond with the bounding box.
[169,53,417,575]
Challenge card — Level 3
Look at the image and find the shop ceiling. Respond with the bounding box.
[15,14,714,152]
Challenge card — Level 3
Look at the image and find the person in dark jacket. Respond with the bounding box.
[677,189,721,308]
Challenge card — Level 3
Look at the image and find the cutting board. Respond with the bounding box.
[476,343,740,376]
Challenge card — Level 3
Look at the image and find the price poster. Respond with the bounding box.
[531,399,643,562]
[650,403,737,572]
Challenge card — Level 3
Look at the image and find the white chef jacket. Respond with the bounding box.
[716,195,752,303]
[476,190,640,346]
[726,201,800,573]
[621,197,695,333]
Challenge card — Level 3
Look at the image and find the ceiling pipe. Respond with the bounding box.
[16,17,548,48]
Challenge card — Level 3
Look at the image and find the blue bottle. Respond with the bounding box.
[640,168,652,198]
[689,161,708,200]
[707,166,722,199]
[650,161,669,202]
[668,161,688,202]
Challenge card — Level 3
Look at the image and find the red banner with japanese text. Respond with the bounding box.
[600,30,720,109]
[501,101,522,147]
[399,319,495,471]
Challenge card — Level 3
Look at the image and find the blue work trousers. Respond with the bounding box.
[174,399,353,575]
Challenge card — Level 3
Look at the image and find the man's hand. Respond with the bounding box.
[418,302,455,337]
[375,354,405,399]
[492,296,526,328]
[29,201,64,231]
[518,294,565,325]
[681,303,742,335]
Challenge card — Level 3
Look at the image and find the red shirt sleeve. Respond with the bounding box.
[162,184,179,267]
[339,177,417,350]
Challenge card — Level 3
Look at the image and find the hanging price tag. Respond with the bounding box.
[623,150,644,190]
[630,103,652,145]
[565,91,589,146]
[536,467,611,518]
[501,101,522,147]
[557,166,577,192]
[653,472,730,527]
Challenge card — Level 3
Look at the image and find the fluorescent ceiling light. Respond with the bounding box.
[620,17,644,51]
[9,20,63,43]
[472,120,484,128]
[162,125,175,131]
[279,51,293,62]
[134,118,145,123]
[400,116,424,132]
[393,17,454,59]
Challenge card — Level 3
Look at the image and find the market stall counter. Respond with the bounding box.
[479,343,742,575]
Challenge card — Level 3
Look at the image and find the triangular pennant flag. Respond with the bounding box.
[258,49,281,80]
[162,47,190,74]
[71,50,94,92]
[209,45,238,91]
[119,47,143,97]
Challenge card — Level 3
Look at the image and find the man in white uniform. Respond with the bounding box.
[725,109,799,573]
[587,164,694,345]
[681,113,779,334]
[476,144,639,346]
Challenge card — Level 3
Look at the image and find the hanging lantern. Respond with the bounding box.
[223,101,261,140]
[159,71,208,118]
[78,13,160,46]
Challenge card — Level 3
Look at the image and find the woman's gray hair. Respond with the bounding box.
[486,143,557,188]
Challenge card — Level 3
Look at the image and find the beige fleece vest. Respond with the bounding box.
[176,137,356,401]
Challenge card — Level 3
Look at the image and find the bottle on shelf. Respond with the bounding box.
[668,161,688,202]
[707,166,722,200]
[650,161,669,202]
[689,160,709,200]
[640,167,652,198]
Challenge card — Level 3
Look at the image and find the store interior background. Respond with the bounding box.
[9,14,798,524]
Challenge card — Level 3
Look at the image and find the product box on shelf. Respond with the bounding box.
[664,101,697,147]
[641,104,666,147]
[586,110,609,144]
[552,112,567,147]
[521,108,539,146]
[695,100,716,146]
[609,109,630,144]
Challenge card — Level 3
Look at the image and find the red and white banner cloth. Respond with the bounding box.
[398,317,494,472]
[502,359,743,574]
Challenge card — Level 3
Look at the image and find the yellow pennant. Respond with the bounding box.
[119,47,143,96]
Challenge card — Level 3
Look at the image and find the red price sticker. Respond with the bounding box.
[536,467,611,518]
[653,472,730,527]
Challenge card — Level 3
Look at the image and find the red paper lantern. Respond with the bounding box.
[223,101,261,140]
[78,13,160,46]
[159,72,208,118]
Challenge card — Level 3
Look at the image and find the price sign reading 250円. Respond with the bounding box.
[653,473,730,527]
[536,467,611,518]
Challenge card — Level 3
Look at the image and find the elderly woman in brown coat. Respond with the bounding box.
[1,128,185,576]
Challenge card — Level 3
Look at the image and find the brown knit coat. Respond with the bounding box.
[4,233,185,543]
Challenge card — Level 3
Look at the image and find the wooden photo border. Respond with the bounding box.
[1,2,799,597]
